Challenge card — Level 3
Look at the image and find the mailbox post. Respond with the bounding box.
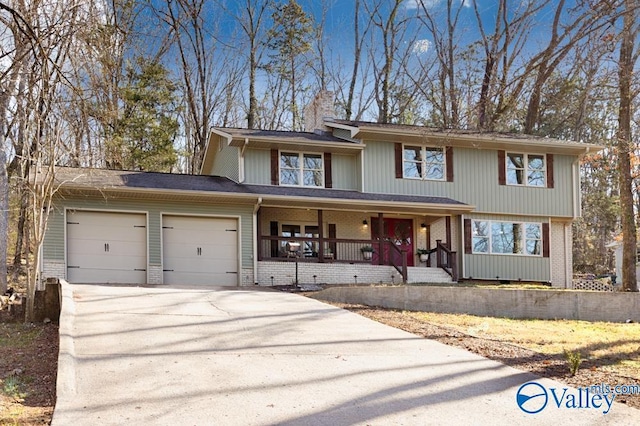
[286,242,301,287]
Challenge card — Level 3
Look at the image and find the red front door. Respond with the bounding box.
[371,218,414,267]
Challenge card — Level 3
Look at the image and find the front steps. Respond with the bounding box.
[407,266,453,284]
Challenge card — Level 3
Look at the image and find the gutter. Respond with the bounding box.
[572,147,589,219]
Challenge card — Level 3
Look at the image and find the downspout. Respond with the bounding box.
[239,138,249,183]
[564,223,571,289]
[572,148,589,219]
[253,197,263,285]
[460,215,466,280]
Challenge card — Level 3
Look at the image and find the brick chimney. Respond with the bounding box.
[303,90,336,133]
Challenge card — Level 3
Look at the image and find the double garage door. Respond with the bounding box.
[66,211,238,285]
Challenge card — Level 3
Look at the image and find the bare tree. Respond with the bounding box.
[471,0,547,130]
[413,0,467,128]
[233,0,271,129]
[156,0,218,172]
[365,0,421,124]
[617,0,639,292]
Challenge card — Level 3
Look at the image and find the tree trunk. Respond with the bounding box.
[617,0,638,292]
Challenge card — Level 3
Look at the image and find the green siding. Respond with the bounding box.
[44,197,255,268]
[330,154,358,190]
[464,254,550,282]
[211,142,240,181]
[244,147,359,190]
[43,206,66,261]
[244,148,271,185]
[463,213,550,282]
[363,140,576,217]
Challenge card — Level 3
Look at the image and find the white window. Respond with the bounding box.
[403,145,445,180]
[472,220,542,256]
[506,153,545,187]
[280,152,324,187]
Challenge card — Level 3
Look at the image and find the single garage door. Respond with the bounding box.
[66,210,147,284]
[162,215,238,286]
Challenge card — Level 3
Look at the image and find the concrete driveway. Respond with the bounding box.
[53,283,640,425]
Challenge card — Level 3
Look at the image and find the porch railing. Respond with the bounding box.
[435,239,458,282]
[387,241,408,283]
[258,235,408,282]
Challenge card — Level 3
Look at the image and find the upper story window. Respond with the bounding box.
[395,143,453,182]
[403,145,445,180]
[280,152,324,187]
[506,153,546,187]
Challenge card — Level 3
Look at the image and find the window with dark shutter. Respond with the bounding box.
[546,154,554,189]
[270,149,279,185]
[446,147,454,182]
[324,153,332,188]
[395,143,403,178]
[498,150,506,185]
[270,221,279,257]
[542,223,550,258]
[464,219,472,254]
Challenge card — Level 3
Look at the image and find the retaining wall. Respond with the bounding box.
[311,286,640,323]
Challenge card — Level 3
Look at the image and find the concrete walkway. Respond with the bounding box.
[53,283,640,425]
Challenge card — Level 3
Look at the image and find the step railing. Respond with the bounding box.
[435,239,458,282]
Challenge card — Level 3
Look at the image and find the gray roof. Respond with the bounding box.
[212,127,352,144]
[331,119,603,150]
[54,167,468,207]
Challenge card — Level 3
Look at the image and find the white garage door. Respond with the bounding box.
[162,215,238,286]
[67,211,147,284]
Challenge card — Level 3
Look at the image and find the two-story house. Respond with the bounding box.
[41,92,602,288]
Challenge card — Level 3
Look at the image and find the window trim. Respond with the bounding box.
[470,219,543,257]
[402,144,446,181]
[505,152,547,187]
[279,151,325,188]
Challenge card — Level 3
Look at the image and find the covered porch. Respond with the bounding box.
[256,206,465,286]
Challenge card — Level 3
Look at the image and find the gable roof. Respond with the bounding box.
[52,167,473,215]
[326,120,604,155]
[202,127,364,175]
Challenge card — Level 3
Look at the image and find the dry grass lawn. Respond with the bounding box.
[397,311,640,380]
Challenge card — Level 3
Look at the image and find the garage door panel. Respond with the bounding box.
[67,211,147,284]
[162,216,238,286]
[68,268,146,284]
[163,271,237,286]
[69,253,146,270]
[165,257,237,272]
[163,243,236,260]
[68,241,147,258]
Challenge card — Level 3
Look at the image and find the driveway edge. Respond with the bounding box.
[53,280,77,410]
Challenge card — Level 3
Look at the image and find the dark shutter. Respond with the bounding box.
[542,222,550,258]
[464,219,472,254]
[546,153,554,189]
[446,147,454,182]
[395,143,403,178]
[270,221,279,257]
[328,223,337,259]
[324,152,332,188]
[270,149,279,185]
[498,150,506,185]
